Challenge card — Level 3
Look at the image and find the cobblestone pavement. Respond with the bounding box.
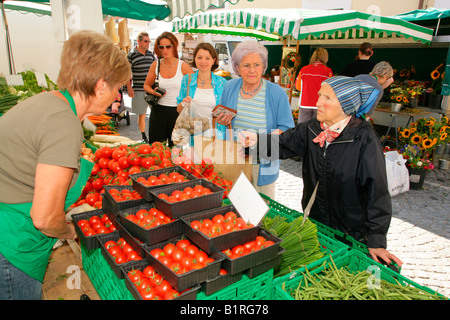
[116,100,450,298]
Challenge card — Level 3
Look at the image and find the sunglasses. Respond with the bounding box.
[158,45,173,50]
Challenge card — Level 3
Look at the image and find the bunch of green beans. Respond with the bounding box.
[283,256,445,300]
[262,215,325,277]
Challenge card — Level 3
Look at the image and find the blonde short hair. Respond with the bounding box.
[57,30,131,100]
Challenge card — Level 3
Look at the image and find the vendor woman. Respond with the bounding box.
[0,30,131,300]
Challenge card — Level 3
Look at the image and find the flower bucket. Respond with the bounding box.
[409,97,419,108]
[407,167,427,190]
[428,94,442,109]
[390,103,402,112]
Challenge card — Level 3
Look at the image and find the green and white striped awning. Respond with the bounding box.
[165,0,252,21]
[172,8,434,44]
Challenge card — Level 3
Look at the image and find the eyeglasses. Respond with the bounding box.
[158,45,173,50]
[239,63,263,71]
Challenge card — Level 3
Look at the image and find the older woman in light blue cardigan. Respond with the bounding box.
[216,41,294,198]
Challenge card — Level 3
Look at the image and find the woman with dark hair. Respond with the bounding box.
[239,76,403,267]
[143,31,193,146]
[341,42,376,77]
[175,42,227,140]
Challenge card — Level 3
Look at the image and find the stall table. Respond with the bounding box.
[375,106,431,150]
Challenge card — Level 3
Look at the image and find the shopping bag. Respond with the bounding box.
[193,135,252,185]
[384,151,410,197]
[172,101,211,147]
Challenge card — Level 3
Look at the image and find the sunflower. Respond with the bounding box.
[442,116,449,124]
[401,128,412,138]
[431,70,440,80]
[425,120,435,127]
[396,95,402,102]
[410,122,417,127]
[411,134,422,144]
[403,97,409,103]
[441,126,449,134]
[410,127,417,133]
[441,132,448,141]
[422,138,433,149]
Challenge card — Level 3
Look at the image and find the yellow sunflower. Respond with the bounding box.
[403,97,409,103]
[401,128,411,138]
[441,132,448,141]
[422,138,433,149]
[425,120,435,127]
[442,116,449,124]
[411,134,422,144]
[410,122,417,127]
[396,95,402,102]
[410,127,417,133]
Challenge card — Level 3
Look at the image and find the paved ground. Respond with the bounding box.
[115,97,450,298]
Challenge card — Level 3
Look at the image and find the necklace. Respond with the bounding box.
[198,76,211,87]
[241,80,262,95]
[163,58,177,69]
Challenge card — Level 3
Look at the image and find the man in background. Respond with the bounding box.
[126,32,155,143]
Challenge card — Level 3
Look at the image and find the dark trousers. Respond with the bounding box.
[148,104,179,147]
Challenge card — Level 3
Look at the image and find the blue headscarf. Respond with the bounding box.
[322,76,380,118]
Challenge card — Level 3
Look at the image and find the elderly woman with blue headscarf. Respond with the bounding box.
[239,76,403,267]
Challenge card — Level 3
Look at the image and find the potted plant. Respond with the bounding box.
[401,145,435,190]
[405,80,425,108]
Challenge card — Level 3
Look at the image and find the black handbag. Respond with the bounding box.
[144,59,161,107]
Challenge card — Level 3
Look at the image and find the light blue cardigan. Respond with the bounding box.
[176,71,227,105]
[219,78,295,186]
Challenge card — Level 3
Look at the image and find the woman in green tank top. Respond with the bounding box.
[0,30,130,300]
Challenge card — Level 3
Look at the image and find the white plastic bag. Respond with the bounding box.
[385,151,409,197]
[172,101,211,146]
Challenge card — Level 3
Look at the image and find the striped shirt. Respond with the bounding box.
[127,47,155,91]
[233,81,267,132]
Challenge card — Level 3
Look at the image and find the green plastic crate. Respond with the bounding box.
[80,242,134,300]
[273,249,447,300]
[196,269,274,300]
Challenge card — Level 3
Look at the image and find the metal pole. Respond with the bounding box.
[1,0,16,74]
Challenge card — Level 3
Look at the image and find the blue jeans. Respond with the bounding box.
[0,251,42,300]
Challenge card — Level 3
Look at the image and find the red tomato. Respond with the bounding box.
[85,193,100,207]
[143,266,155,278]
[185,244,199,257]
[212,214,225,225]
[127,269,144,283]
[170,248,185,263]
[163,243,176,256]
[176,239,191,251]
[91,178,104,191]
[224,211,237,222]
[255,236,266,246]
[194,251,209,264]
[108,245,121,257]
[190,220,202,230]
[202,219,213,229]
[122,243,134,255]
[128,153,141,166]
[150,248,164,259]
[100,146,113,158]
[158,255,172,266]
[231,245,245,256]
[140,286,158,300]
[155,279,173,296]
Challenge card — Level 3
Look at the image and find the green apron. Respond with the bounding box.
[0,90,94,283]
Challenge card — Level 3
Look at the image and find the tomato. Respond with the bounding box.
[243,240,256,253]
[194,251,208,265]
[148,273,163,286]
[224,211,237,222]
[231,245,245,256]
[180,257,193,270]
[190,220,202,230]
[98,157,109,169]
[135,209,148,220]
[171,190,183,199]
[127,269,144,283]
[117,237,127,248]
[263,240,275,247]
[166,196,178,203]
[88,215,101,225]
[85,193,100,207]
[163,289,179,300]
[83,228,96,237]
[191,262,205,270]
[211,223,223,236]
[140,286,158,300]
[77,219,90,228]
[171,248,185,262]
[91,178,104,191]
[100,146,113,158]
[158,255,172,266]
[158,193,168,200]
[128,166,141,175]
[127,250,141,261]
[122,243,134,255]
[114,252,128,264]
[107,245,121,257]
[255,236,266,246]
[212,214,225,225]
[185,244,199,257]
[176,239,191,251]
[155,279,173,296]
[160,158,172,168]
[135,278,151,292]
[141,157,156,168]
[143,266,155,278]
[202,219,213,229]
[112,149,126,161]
[163,243,176,256]
[235,217,247,230]
[128,152,141,166]
[91,163,100,176]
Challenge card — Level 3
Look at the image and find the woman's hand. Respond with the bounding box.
[368,247,403,267]
[237,131,258,148]
[177,97,191,114]
[216,112,234,126]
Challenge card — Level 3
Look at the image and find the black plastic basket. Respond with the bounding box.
[103,185,148,215]
[144,235,224,292]
[116,202,185,245]
[244,246,285,279]
[150,179,224,219]
[97,223,147,279]
[121,260,200,300]
[72,208,118,250]
[181,205,261,254]
[220,229,282,275]
[200,271,243,296]
[130,166,198,201]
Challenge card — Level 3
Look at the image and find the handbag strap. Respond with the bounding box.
[186,74,191,97]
